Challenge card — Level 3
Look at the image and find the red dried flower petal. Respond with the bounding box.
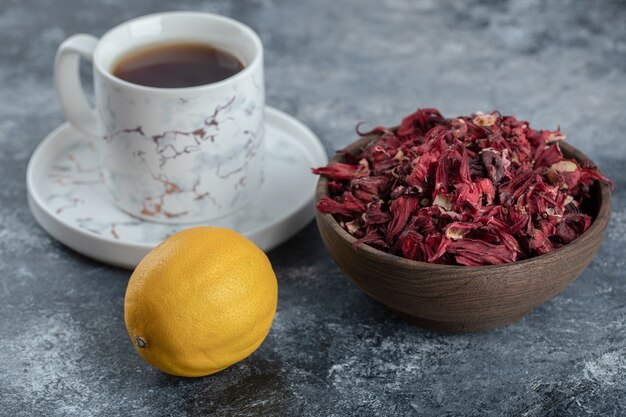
[535,143,564,168]
[579,167,614,190]
[453,183,481,212]
[385,196,420,243]
[406,153,438,193]
[448,239,517,266]
[365,201,392,224]
[398,229,425,261]
[413,206,443,235]
[480,149,507,184]
[314,108,612,266]
[350,176,391,202]
[317,192,366,217]
[476,178,495,204]
[354,225,388,249]
[555,213,591,244]
[425,234,452,263]
[397,108,446,138]
[328,180,345,193]
[312,159,370,180]
[525,223,554,255]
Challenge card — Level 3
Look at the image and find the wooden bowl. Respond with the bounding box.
[315,135,612,332]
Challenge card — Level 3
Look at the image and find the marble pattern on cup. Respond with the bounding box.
[96,73,265,223]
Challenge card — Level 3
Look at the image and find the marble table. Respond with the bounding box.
[1,0,625,415]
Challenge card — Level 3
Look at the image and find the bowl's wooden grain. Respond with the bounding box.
[315,135,612,332]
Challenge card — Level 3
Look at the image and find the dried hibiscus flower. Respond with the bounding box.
[313,108,613,266]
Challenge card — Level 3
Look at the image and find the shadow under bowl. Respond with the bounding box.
[315,135,612,332]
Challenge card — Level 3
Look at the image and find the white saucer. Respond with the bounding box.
[27,107,328,269]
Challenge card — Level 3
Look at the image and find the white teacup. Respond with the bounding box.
[55,12,265,224]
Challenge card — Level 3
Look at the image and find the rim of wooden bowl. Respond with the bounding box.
[315,134,612,272]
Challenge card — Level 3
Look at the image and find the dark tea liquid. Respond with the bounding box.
[112,42,244,88]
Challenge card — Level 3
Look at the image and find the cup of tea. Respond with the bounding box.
[54,12,265,224]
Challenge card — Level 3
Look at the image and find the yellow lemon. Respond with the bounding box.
[124,227,277,377]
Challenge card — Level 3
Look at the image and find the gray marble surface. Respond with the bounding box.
[1,0,625,415]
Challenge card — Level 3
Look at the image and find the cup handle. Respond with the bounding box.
[54,34,100,137]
